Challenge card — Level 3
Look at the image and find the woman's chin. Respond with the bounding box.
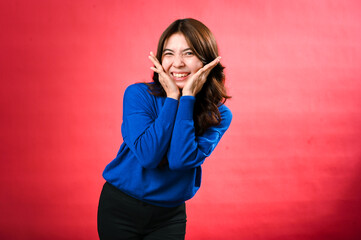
[175,82,186,89]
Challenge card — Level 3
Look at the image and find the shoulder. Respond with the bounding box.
[123,83,163,113]
[123,83,154,101]
[124,83,150,96]
[218,103,232,128]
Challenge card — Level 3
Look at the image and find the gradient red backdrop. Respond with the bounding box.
[1,0,361,239]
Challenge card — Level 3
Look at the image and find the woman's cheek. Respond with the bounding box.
[189,59,203,72]
[162,59,171,72]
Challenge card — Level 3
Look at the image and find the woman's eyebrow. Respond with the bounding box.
[163,48,192,53]
[182,48,192,52]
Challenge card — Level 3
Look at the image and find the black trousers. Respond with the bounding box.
[97,182,187,240]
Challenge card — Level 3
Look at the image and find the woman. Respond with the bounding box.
[98,18,232,240]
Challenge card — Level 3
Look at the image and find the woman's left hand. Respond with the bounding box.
[182,57,221,96]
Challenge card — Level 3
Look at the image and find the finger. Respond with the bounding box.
[195,57,221,82]
[149,52,162,66]
[148,55,162,69]
[195,58,220,82]
[148,52,163,70]
[149,51,157,63]
[151,66,172,85]
[203,56,221,72]
[193,57,220,77]
[150,66,161,73]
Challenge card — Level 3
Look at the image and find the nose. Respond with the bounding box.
[172,54,185,68]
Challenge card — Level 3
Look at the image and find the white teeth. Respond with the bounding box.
[173,73,188,78]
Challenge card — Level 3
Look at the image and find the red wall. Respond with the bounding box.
[1,0,361,239]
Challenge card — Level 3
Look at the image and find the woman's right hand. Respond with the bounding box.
[149,51,180,100]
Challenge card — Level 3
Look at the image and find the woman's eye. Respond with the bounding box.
[163,52,173,56]
[184,52,194,56]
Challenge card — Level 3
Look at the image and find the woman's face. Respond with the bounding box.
[161,33,204,89]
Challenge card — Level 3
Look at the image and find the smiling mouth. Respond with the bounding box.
[171,72,190,80]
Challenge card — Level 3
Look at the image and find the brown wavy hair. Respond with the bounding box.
[148,18,231,136]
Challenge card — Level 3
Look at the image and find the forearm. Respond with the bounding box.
[167,96,232,170]
[122,85,178,169]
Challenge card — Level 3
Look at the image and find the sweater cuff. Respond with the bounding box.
[177,96,195,120]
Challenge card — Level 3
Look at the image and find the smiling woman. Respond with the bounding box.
[149,18,230,136]
[97,18,232,240]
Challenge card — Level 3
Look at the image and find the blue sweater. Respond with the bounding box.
[102,83,232,207]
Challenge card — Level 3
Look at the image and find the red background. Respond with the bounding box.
[1,0,361,239]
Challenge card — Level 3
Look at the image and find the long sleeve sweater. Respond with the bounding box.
[102,83,232,207]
